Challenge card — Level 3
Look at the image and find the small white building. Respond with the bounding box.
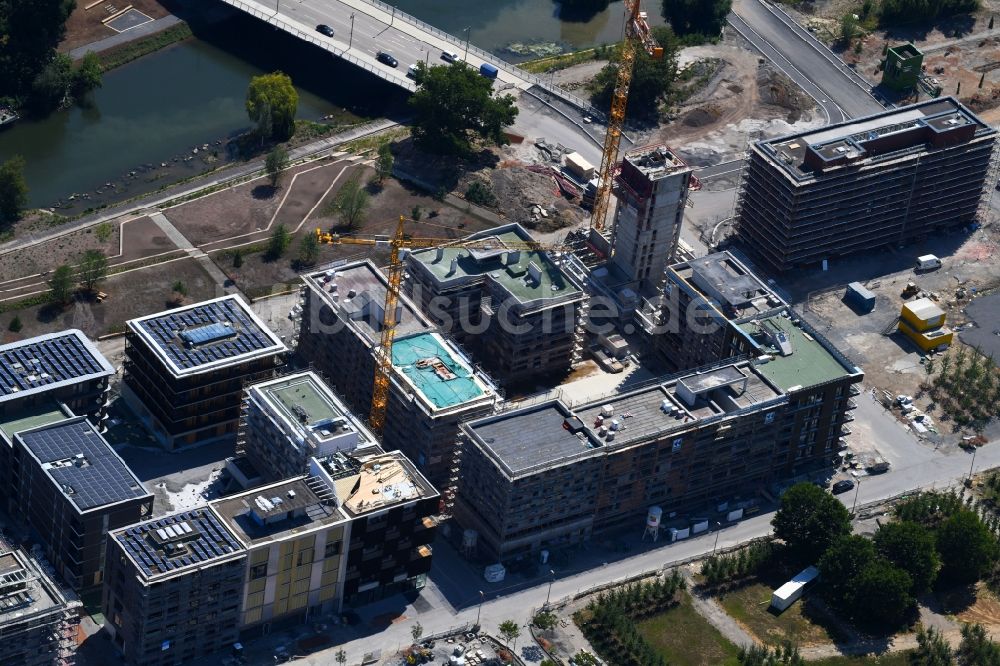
[770,565,819,612]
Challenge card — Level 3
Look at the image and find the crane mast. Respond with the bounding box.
[590,0,662,232]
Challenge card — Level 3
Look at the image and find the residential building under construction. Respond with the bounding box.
[735,98,998,272]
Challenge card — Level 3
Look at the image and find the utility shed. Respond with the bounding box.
[845,282,876,312]
[901,297,946,332]
[771,565,819,612]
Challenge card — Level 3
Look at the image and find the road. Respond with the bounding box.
[730,0,885,121]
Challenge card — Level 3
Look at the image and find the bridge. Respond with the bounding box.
[219,0,597,114]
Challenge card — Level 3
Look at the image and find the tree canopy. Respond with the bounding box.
[0,155,29,225]
[936,509,998,584]
[78,249,108,292]
[246,72,298,141]
[817,536,876,611]
[874,521,940,593]
[661,0,732,40]
[589,26,680,120]
[409,62,518,156]
[958,623,1000,666]
[913,626,954,666]
[772,482,852,565]
[737,642,806,665]
[878,0,979,26]
[47,264,75,305]
[265,144,290,187]
[852,559,914,628]
[0,0,76,101]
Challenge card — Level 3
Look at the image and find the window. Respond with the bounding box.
[324,541,341,558]
[250,563,267,580]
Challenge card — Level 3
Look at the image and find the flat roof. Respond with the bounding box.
[0,330,113,404]
[249,372,375,448]
[0,549,74,625]
[759,97,995,180]
[735,313,856,391]
[622,144,690,180]
[0,401,69,442]
[16,418,150,513]
[305,260,431,347]
[408,225,582,305]
[128,295,286,377]
[672,251,783,315]
[338,452,436,517]
[904,297,945,321]
[113,508,246,581]
[211,476,341,546]
[392,332,493,410]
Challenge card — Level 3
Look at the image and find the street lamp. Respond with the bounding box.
[464,26,472,61]
[851,479,862,516]
[545,569,555,607]
[712,522,722,556]
[969,446,978,483]
[349,13,355,49]
[475,590,484,628]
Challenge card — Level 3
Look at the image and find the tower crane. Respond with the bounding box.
[316,216,570,433]
[590,0,662,232]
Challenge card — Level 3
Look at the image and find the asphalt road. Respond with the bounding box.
[731,0,885,121]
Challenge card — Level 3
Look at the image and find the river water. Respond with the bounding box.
[0,1,662,210]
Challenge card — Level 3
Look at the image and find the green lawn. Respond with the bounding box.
[719,582,845,647]
[637,591,741,666]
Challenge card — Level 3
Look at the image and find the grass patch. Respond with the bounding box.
[637,591,741,666]
[341,127,409,155]
[718,581,843,646]
[520,45,610,73]
[98,22,194,71]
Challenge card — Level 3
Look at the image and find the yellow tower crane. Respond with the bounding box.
[316,216,570,433]
[590,0,662,232]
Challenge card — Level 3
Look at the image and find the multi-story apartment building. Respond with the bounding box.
[240,371,379,483]
[639,251,786,371]
[299,261,498,490]
[455,318,863,561]
[103,508,248,666]
[11,417,152,592]
[736,98,998,272]
[405,224,587,385]
[122,295,287,450]
[0,545,81,666]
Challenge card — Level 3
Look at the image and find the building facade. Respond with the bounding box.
[735,98,998,272]
[11,418,152,592]
[122,296,287,450]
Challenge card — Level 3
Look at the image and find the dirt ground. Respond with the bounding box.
[60,0,172,52]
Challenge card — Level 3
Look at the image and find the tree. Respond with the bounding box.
[8,316,22,333]
[335,649,347,666]
[298,230,320,267]
[878,0,979,26]
[498,619,521,650]
[410,621,423,643]
[936,510,999,584]
[661,0,732,40]
[265,144,290,187]
[375,140,394,184]
[772,482,851,564]
[246,72,299,141]
[0,156,29,225]
[171,280,187,296]
[266,224,292,260]
[913,626,955,666]
[30,53,73,113]
[958,623,1000,665]
[0,0,75,101]
[840,12,859,44]
[874,521,940,593]
[738,642,806,665]
[533,611,558,632]
[852,559,914,628]
[77,249,108,293]
[331,175,369,230]
[818,536,876,611]
[589,26,681,120]
[409,62,518,156]
[233,250,244,268]
[72,52,103,98]
[47,264,75,305]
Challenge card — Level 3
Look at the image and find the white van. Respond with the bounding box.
[441,49,460,63]
[407,63,420,78]
[916,254,942,271]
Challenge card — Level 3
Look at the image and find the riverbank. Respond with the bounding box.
[95,21,194,71]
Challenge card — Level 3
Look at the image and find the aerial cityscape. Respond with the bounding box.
[2,0,1000,664]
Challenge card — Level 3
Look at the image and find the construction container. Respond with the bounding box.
[898,321,954,352]
[564,152,596,182]
[844,282,876,312]
[900,297,946,332]
[770,566,819,612]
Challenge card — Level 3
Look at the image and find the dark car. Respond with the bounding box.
[376,51,398,67]
[832,479,855,495]
[315,24,334,37]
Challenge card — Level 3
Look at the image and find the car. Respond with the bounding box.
[315,24,334,37]
[376,51,398,67]
[407,63,420,78]
[441,50,460,63]
[832,479,855,495]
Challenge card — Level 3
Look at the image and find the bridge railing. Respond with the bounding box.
[345,0,602,116]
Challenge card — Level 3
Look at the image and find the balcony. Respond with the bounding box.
[849,385,861,397]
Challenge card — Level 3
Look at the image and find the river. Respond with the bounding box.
[0,0,662,211]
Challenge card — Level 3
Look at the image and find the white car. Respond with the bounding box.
[407,63,420,78]
[441,50,460,63]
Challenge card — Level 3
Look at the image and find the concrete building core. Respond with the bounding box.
[736,98,998,272]
[611,145,692,289]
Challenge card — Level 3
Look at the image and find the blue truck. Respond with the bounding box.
[479,63,499,80]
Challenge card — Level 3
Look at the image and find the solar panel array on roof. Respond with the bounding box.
[18,419,149,512]
[134,297,281,373]
[117,509,244,579]
[0,332,109,398]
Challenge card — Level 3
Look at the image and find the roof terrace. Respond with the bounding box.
[392,332,495,412]
[670,251,784,317]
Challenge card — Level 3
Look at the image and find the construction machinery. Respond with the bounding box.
[315,216,569,433]
[590,0,662,232]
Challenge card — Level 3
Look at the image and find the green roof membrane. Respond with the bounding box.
[263,376,344,428]
[737,315,852,391]
[0,402,69,441]
[392,333,485,409]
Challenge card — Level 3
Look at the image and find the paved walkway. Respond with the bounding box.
[68,15,183,60]
[920,27,1000,54]
[148,211,241,296]
[682,570,757,650]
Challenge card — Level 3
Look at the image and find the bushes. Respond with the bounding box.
[878,0,979,26]
[701,540,777,588]
[465,181,497,208]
